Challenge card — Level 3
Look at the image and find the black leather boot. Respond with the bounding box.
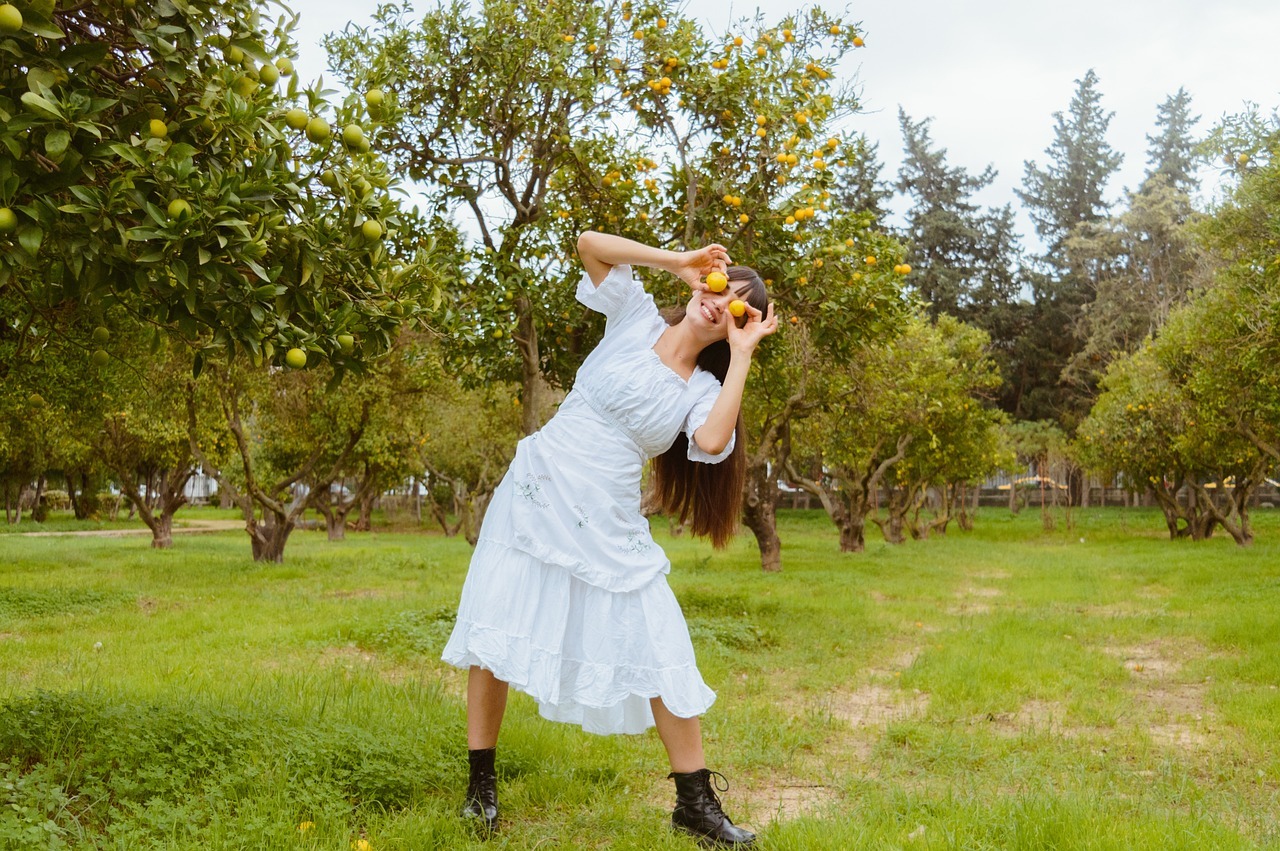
[462,747,498,832]
[668,768,755,847]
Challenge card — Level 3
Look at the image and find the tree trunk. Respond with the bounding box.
[325,509,346,541]
[742,458,782,572]
[838,509,866,553]
[249,514,294,563]
[152,512,174,549]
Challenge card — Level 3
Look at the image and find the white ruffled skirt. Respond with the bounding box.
[441,538,716,735]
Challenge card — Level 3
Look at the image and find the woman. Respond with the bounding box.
[442,231,777,847]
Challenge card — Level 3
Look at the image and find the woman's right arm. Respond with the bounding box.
[577,232,728,288]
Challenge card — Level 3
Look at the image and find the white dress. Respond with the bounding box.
[442,264,736,735]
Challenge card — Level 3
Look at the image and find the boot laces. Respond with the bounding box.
[703,770,730,814]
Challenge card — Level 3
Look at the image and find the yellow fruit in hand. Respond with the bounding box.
[149,119,168,139]
[285,347,307,369]
[705,271,728,292]
[728,299,746,317]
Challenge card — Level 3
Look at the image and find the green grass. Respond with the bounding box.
[2,507,1279,849]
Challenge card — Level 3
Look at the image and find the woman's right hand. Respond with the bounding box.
[669,244,730,290]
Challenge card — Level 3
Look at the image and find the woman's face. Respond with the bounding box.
[684,285,751,339]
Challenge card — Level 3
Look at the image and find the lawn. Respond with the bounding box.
[1,507,1278,849]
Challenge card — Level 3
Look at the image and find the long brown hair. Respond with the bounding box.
[647,266,769,549]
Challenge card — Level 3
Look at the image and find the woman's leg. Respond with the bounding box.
[652,697,755,846]
[467,666,509,748]
[651,697,706,772]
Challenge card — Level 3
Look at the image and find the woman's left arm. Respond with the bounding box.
[691,303,779,455]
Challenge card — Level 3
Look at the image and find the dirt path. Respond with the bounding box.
[12,520,243,538]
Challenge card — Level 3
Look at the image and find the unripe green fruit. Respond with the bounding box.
[361,219,383,240]
[92,326,110,345]
[232,76,258,97]
[91,349,110,368]
[0,4,23,33]
[0,207,16,234]
[224,45,244,64]
[305,117,331,143]
[284,347,307,369]
[318,169,339,188]
[167,198,192,220]
[284,108,309,130]
[275,56,294,76]
[27,393,44,407]
[337,334,355,354]
[149,118,168,138]
[258,63,279,86]
[341,123,366,149]
[364,88,385,108]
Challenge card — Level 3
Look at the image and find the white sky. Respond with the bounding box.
[291,0,1280,250]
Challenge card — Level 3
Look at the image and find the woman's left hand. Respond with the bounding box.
[727,301,779,356]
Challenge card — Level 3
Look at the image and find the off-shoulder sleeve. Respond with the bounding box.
[684,371,735,464]
[575,264,655,328]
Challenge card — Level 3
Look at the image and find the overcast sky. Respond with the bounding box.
[292,0,1280,249]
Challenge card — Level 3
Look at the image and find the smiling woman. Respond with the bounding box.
[441,231,776,846]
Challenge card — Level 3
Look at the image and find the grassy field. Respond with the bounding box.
[1,507,1279,849]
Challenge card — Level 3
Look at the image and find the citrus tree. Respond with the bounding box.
[328,0,912,571]
[785,314,1001,552]
[0,0,436,376]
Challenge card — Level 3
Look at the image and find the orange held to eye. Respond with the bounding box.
[705,271,728,292]
[728,300,746,318]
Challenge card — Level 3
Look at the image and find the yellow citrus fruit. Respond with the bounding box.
[739,213,750,224]
[285,347,307,369]
[865,255,877,265]
[341,123,366,148]
[0,3,23,32]
[167,198,192,220]
[305,117,331,143]
[705,271,727,292]
[728,299,746,317]
[148,119,168,138]
[0,207,16,233]
[853,36,865,47]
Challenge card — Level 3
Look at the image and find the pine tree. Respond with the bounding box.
[833,133,891,220]
[895,110,1023,389]
[1010,69,1124,427]
[1143,88,1200,198]
[1017,69,1124,266]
